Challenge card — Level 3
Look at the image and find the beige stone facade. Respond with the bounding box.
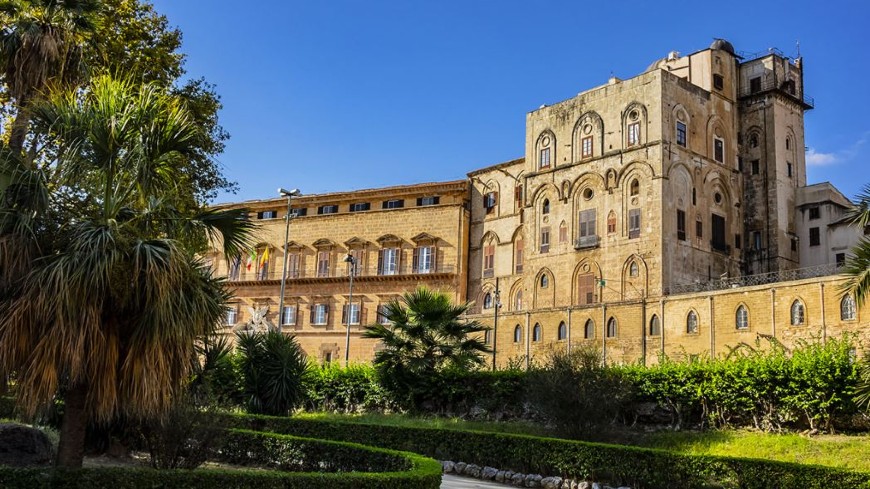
[211,39,869,366]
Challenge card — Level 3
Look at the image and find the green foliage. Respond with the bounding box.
[527,345,633,438]
[302,362,393,413]
[139,399,225,470]
[190,334,243,408]
[230,413,870,489]
[237,331,309,416]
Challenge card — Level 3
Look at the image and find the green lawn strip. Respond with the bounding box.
[295,412,550,437]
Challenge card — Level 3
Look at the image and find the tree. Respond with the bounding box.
[0,75,254,468]
[236,331,309,416]
[0,0,101,154]
[363,287,490,408]
[842,183,870,305]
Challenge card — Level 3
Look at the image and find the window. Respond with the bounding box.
[713,74,724,90]
[559,221,568,243]
[753,231,762,250]
[649,315,661,336]
[542,199,550,214]
[628,209,641,239]
[324,352,333,363]
[558,322,567,340]
[584,319,595,339]
[578,209,597,238]
[577,273,595,305]
[311,304,329,325]
[349,202,370,212]
[514,237,524,274]
[790,300,805,326]
[287,253,301,278]
[714,137,724,163]
[514,185,524,209]
[484,191,498,214]
[676,121,687,147]
[787,162,793,178]
[318,205,338,215]
[513,325,522,343]
[607,211,617,234]
[540,227,550,253]
[347,249,363,276]
[687,311,699,334]
[281,305,297,326]
[809,206,820,220]
[606,317,617,338]
[696,216,703,239]
[533,324,542,342]
[841,296,857,321]
[736,305,749,330]
[629,261,639,277]
[383,199,405,209]
[836,253,847,267]
[257,210,277,219]
[342,303,360,325]
[417,196,439,206]
[791,238,798,252]
[483,292,493,310]
[735,233,741,250]
[514,290,523,311]
[290,207,307,217]
[809,227,820,247]
[712,214,727,252]
[630,179,640,196]
[317,251,330,277]
[413,246,434,273]
[228,256,242,280]
[581,136,593,158]
[627,122,640,146]
[540,274,549,288]
[225,306,238,325]
[750,76,761,94]
[483,244,495,277]
[749,134,759,148]
[376,304,391,325]
[751,160,760,175]
[786,137,791,150]
[677,209,686,241]
[378,248,399,275]
[692,188,696,205]
[540,147,551,169]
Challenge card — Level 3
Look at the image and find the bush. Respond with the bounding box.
[229,413,870,489]
[237,331,309,416]
[139,399,225,469]
[526,346,633,438]
[303,363,392,413]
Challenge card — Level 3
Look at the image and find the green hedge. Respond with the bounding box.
[228,414,870,489]
[0,429,442,489]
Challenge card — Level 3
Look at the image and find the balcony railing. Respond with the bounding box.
[574,235,599,250]
[666,263,842,296]
[737,76,814,109]
[224,263,456,282]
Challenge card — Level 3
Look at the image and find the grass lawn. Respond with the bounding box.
[298,412,870,472]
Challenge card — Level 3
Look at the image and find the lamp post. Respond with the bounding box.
[344,253,356,366]
[277,188,301,332]
[492,278,500,371]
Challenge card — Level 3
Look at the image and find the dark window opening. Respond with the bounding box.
[713,74,724,90]
[677,209,686,241]
[809,206,820,220]
[349,202,371,212]
[711,214,727,252]
[809,227,820,247]
[417,196,440,206]
[752,160,760,175]
[750,76,761,94]
[383,199,405,209]
[318,205,338,215]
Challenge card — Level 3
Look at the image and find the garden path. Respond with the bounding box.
[442,474,511,488]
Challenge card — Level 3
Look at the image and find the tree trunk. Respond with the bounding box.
[9,104,30,156]
[56,382,89,468]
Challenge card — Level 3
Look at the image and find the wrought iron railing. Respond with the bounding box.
[666,263,842,296]
[224,263,456,282]
[737,76,814,108]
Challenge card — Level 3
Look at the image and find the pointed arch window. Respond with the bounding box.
[538,133,553,169]
[540,274,549,288]
[483,292,493,310]
[687,310,699,334]
[607,211,617,234]
[513,325,523,343]
[558,321,567,340]
[533,323,542,342]
[542,199,550,214]
[514,290,523,311]
[630,179,640,196]
[514,235,524,274]
[841,296,857,321]
[606,317,618,338]
[790,300,805,326]
[649,314,661,336]
[736,305,749,330]
[584,319,595,339]
[629,261,639,277]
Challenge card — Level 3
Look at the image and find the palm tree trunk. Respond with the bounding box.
[9,104,30,155]
[56,382,89,468]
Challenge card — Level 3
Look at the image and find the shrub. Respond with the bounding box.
[237,330,309,416]
[303,362,392,413]
[139,398,225,469]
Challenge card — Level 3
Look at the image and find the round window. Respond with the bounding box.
[583,188,594,200]
[714,192,723,204]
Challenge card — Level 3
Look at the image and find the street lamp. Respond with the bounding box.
[343,253,356,366]
[277,188,301,332]
[492,278,501,371]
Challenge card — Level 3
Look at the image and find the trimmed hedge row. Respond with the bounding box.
[228,414,870,489]
[0,429,442,489]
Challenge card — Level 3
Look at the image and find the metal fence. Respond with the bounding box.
[666,263,842,296]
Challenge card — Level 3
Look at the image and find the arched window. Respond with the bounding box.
[606,317,617,338]
[584,319,595,339]
[790,300,805,326]
[538,133,554,169]
[630,179,640,196]
[558,321,567,340]
[483,292,493,310]
[533,323,542,342]
[786,137,791,150]
[649,314,661,336]
[607,211,617,234]
[540,274,549,288]
[629,261,639,277]
[687,310,699,334]
[841,296,857,321]
[513,325,522,343]
[514,290,523,311]
[736,305,749,330]
[542,199,550,214]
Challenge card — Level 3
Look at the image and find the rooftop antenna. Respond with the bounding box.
[796,39,800,58]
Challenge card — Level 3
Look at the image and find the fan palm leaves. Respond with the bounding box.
[0,75,254,467]
[842,184,870,306]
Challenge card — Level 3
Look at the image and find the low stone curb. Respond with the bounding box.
[440,460,632,489]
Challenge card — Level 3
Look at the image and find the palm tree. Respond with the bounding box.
[0,0,101,154]
[842,183,870,305]
[0,75,254,468]
[363,287,490,406]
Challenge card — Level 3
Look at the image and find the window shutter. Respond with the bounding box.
[412,248,419,272]
[395,248,401,272]
[416,197,423,206]
[324,304,329,323]
[360,306,367,325]
[309,306,315,324]
[432,246,438,270]
[377,250,384,274]
[342,304,348,324]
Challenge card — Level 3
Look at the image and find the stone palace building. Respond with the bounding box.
[208,39,868,366]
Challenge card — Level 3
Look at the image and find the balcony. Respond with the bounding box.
[711,240,731,255]
[737,76,813,110]
[574,235,600,250]
[223,263,456,284]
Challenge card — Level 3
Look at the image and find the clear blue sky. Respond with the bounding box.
[150,0,870,204]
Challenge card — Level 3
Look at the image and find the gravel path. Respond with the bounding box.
[442,474,512,488]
